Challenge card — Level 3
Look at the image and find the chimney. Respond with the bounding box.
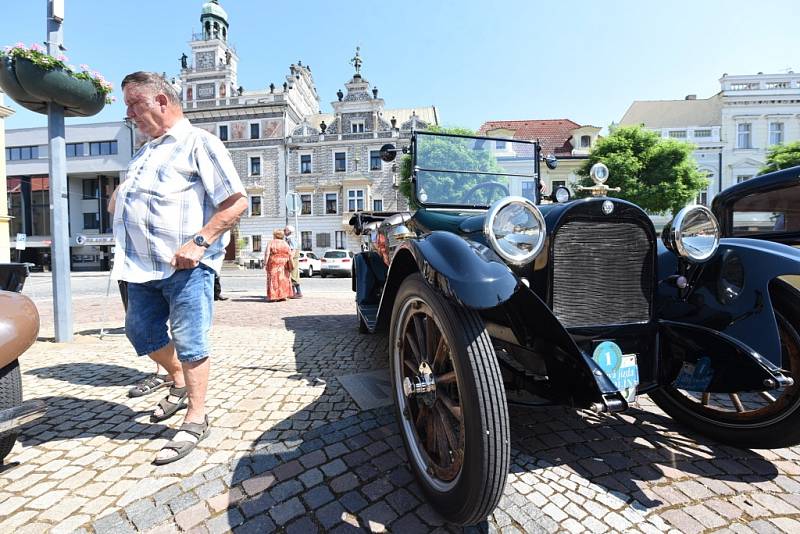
[685,94,697,100]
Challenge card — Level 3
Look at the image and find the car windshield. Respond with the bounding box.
[414,131,540,208]
[325,251,347,258]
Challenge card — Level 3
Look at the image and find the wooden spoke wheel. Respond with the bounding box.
[389,273,509,525]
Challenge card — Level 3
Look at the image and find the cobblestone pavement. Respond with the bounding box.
[2,285,800,533]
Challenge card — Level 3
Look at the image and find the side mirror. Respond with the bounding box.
[544,154,558,170]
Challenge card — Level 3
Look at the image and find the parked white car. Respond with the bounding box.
[298,251,321,277]
[321,249,354,277]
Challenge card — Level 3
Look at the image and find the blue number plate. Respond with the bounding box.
[592,341,639,402]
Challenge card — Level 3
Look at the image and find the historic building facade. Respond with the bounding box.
[620,72,800,205]
[178,2,437,263]
[283,59,436,257]
[719,72,800,190]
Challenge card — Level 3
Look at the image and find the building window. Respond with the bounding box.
[316,233,331,248]
[335,152,346,172]
[325,193,338,214]
[6,145,39,161]
[737,123,752,149]
[250,156,261,176]
[351,120,365,133]
[250,196,262,216]
[335,231,346,249]
[495,140,506,150]
[697,191,708,206]
[250,123,260,139]
[301,231,312,250]
[521,181,537,202]
[82,178,99,200]
[83,212,99,230]
[252,235,262,252]
[373,199,383,211]
[766,81,789,89]
[668,130,687,139]
[300,154,312,174]
[552,180,566,191]
[31,184,50,235]
[218,125,228,141]
[694,129,712,138]
[736,175,753,184]
[66,143,84,157]
[580,135,591,147]
[347,189,364,211]
[370,150,382,170]
[769,122,784,146]
[300,193,312,215]
[89,141,118,156]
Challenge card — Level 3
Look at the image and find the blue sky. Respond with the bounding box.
[1,0,797,131]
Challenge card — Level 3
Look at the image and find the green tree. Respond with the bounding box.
[759,141,800,175]
[576,125,707,214]
[398,126,503,208]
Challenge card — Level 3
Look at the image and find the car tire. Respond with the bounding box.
[321,272,327,278]
[0,360,23,462]
[650,281,800,448]
[307,266,313,278]
[389,273,509,525]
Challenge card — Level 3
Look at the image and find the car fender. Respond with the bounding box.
[379,231,519,317]
[658,237,800,367]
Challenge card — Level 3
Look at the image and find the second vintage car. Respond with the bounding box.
[349,131,800,525]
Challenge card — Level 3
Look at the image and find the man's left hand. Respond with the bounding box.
[171,241,205,270]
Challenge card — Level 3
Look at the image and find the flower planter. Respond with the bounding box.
[0,56,105,117]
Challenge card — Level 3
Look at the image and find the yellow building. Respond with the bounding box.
[0,91,13,263]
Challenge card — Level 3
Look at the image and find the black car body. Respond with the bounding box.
[349,132,800,525]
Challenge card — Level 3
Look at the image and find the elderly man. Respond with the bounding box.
[284,225,303,298]
[114,71,247,464]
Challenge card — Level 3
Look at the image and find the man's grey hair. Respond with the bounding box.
[284,225,294,234]
[121,71,181,106]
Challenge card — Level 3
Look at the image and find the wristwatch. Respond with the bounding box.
[193,234,211,248]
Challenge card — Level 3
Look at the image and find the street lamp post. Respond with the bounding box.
[46,0,73,342]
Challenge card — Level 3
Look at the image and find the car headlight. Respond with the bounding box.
[484,196,546,265]
[663,205,720,263]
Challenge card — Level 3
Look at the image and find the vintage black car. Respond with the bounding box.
[349,131,800,525]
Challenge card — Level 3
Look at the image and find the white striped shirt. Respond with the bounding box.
[112,118,244,283]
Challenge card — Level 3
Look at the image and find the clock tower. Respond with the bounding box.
[180,0,239,107]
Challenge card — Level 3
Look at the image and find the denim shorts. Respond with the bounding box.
[125,264,215,363]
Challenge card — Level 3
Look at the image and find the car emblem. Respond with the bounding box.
[602,200,614,215]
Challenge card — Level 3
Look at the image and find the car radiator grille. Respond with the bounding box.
[551,220,653,328]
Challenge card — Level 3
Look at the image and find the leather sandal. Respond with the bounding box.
[128,374,174,398]
[152,416,209,465]
[150,386,188,423]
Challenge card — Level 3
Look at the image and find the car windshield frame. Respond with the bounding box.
[411,130,542,209]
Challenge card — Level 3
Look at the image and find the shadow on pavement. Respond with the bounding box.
[18,395,171,446]
[223,313,460,532]
[219,312,781,532]
[507,402,778,511]
[25,362,150,387]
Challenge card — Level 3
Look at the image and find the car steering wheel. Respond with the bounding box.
[460,182,510,204]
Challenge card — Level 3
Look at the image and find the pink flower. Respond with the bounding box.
[14,42,26,49]
[30,43,44,52]
[79,63,89,71]
[57,54,68,62]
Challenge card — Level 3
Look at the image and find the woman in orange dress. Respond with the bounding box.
[263,228,293,302]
